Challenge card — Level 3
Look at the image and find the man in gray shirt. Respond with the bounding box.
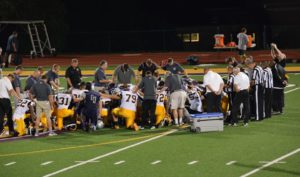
[30,75,56,137]
[237,27,249,60]
[94,60,112,91]
[135,71,157,129]
[12,65,23,107]
[162,58,186,75]
[112,63,136,84]
[163,72,187,126]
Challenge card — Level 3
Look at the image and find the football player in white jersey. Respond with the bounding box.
[13,99,36,136]
[186,82,203,113]
[155,81,169,126]
[55,92,74,130]
[101,84,139,131]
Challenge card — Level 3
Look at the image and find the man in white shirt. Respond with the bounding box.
[231,67,250,126]
[0,74,20,136]
[203,67,224,113]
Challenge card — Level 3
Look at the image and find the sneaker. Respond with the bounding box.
[34,132,39,137]
[150,126,156,130]
[114,125,120,130]
[243,123,248,127]
[49,132,57,136]
[0,130,8,138]
[138,126,145,130]
[132,123,139,131]
[230,123,238,127]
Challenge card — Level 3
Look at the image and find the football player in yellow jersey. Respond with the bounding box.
[155,81,169,126]
[55,92,74,130]
[13,99,36,136]
[101,84,139,131]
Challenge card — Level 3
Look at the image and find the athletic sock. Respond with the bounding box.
[174,118,178,125]
[179,118,183,125]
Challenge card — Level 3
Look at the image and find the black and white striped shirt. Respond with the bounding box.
[263,67,273,88]
[252,65,264,85]
[226,73,234,93]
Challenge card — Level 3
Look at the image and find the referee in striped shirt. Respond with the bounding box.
[262,61,273,118]
[245,57,264,121]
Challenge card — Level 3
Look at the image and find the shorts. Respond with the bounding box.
[170,90,187,110]
[36,101,52,119]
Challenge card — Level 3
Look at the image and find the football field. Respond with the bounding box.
[0,73,300,177]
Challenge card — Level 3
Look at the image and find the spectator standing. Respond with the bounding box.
[163,72,187,126]
[203,67,224,113]
[231,67,250,126]
[138,58,158,77]
[136,71,157,129]
[0,74,20,137]
[94,60,112,91]
[4,31,19,68]
[112,63,136,84]
[65,59,82,89]
[46,64,60,91]
[30,75,56,136]
[162,58,185,75]
[237,28,249,61]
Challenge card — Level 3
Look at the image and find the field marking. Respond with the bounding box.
[0,133,158,157]
[259,161,286,164]
[4,162,16,166]
[75,161,99,163]
[43,129,177,177]
[114,160,125,165]
[285,88,299,94]
[240,148,300,177]
[285,84,295,88]
[151,160,161,165]
[187,161,198,165]
[226,161,237,165]
[41,161,53,166]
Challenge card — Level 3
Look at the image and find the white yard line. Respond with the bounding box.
[285,88,299,94]
[41,161,53,166]
[74,161,99,163]
[151,160,161,165]
[226,161,237,165]
[43,129,177,177]
[187,161,198,165]
[259,161,286,164]
[4,162,16,166]
[114,160,125,165]
[240,148,300,177]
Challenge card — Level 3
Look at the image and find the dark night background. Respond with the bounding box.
[0,0,300,54]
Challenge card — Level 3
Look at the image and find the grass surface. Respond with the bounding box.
[0,74,300,177]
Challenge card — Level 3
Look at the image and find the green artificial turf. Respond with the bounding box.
[0,74,299,177]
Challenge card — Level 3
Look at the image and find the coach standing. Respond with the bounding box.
[0,74,20,136]
[12,65,23,107]
[245,57,264,121]
[112,63,136,84]
[138,59,158,77]
[65,59,82,89]
[136,71,157,129]
[24,70,40,92]
[163,72,187,126]
[162,58,186,75]
[271,59,287,114]
[94,60,112,91]
[231,67,250,126]
[30,75,56,137]
[203,67,224,113]
[46,64,60,91]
